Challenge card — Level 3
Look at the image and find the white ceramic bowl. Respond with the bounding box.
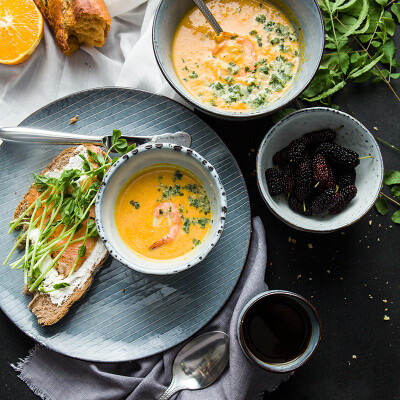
[95,143,227,274]
[256,107,384,233]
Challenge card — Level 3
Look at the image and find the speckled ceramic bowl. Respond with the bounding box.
[256,107,384,232]
[152,0,324,119]
[95,143,227,275]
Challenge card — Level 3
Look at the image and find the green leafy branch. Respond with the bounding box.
[300,0,400,105]
[375,170,400,223]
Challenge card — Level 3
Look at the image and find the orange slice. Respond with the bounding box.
[0,0,43,65]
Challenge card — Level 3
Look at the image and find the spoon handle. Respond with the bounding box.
[158,376,185,400]
[191,0,223,35]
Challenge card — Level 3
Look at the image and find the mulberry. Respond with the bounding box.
[287,138,307,164]
[336,168,356,188]
[289,196,312,216]
[329,185,357,214]
[294,155,313,201]
[311,187,340,215]
[303,128,336,145]
[281,164,295,196]
[317,142,360,169]
[272,144,291,166]
[312,154,335,191]
[265,168,283,196]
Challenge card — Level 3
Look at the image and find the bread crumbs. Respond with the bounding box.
[352,355,357,359]
[384,315,390,321]
[69,115,78,124]
[308,243,313,249]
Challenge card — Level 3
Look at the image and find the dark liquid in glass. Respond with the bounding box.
[242,295,312,363]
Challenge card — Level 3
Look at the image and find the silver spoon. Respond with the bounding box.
[191,0,223,35]
[158,331,229,400]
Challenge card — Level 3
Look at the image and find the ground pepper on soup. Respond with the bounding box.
[172,0,300,112]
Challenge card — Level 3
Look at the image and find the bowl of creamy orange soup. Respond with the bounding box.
[95,143,226,275]
[153,0,324,118]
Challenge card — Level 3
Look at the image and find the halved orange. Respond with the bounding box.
[0,0,43,65]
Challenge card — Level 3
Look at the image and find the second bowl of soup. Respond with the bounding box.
[153,0,324,118]
[95,144,227,275]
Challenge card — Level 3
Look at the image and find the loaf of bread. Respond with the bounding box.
[33,0,111,56]
[14,145,108,325]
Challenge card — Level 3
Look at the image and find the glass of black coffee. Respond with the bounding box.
[237,290,321,373]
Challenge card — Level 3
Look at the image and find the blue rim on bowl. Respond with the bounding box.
[95,143,227,275]
[152,0,325,119]
[256,107,384,233]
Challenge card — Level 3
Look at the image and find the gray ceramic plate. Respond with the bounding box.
[0,87,250,362]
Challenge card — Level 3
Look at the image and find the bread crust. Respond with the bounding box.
[15,145,109,326]
[33,0,111,56]
[28,250,108,326]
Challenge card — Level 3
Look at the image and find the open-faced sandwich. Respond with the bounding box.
[5,145,110,325]
[4,132,137,325]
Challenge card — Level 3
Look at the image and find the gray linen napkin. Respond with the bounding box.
[12,217,292,400]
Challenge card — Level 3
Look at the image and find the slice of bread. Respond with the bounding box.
[14,145,108,326]
[33,0,111,56]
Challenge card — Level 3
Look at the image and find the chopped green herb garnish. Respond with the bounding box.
[130,200,140,209]
[182,217,210,234]
[183,183,199,193]
[183,218,191,234]
[161,184,184,199]
[192,238,201,248]
[264,21,276,32]
[188,193,211,214]
[173,170,183,182]
[255,14,266,24]
[189,71,198,79]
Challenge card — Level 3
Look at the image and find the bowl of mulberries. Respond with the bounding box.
[256,107,384,232]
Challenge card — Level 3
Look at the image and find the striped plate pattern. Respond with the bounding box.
[0,88,250,362]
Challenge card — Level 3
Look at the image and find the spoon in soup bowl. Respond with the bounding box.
[191,0,223,35]
[191,0,256,66]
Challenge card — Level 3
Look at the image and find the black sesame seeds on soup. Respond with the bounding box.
[172,0,300,112]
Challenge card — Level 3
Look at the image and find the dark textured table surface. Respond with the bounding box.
[1,80,400,399]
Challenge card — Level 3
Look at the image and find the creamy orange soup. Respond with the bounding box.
[114,165,212,260]
[172,0,300,112]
